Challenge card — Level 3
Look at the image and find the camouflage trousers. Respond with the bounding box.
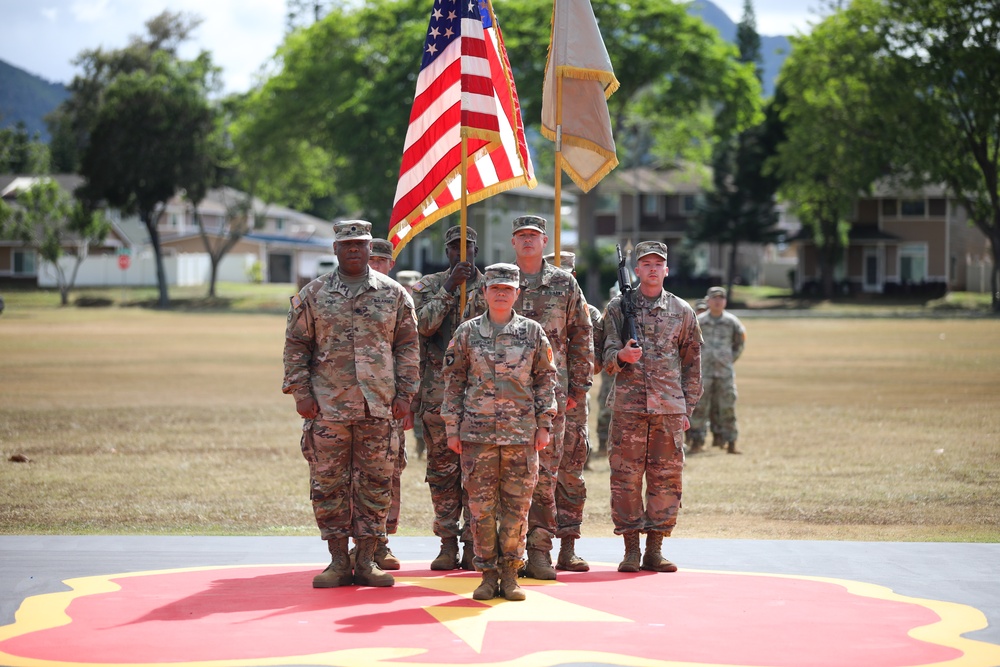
[608,412,685,535]
[421,409,471,541]
[386,419,408,535]
[461,442,538,570]
[557,396,590,539]
[300,417,398,540]
[526,410,566,552]
[596,372,614,452]
[689,376,738,443]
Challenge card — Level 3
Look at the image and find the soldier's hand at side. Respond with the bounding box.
[295,396,319,419]
[391,397,409,420]
[447,436,462,454]
[402,410,415,431]
[682,415,690,431]
[534,427,550,451]
[443,261,474,292]
[617,339,643,364]
[566,396,578,411]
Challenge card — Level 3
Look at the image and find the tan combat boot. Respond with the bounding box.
[711,434,725,448]
[430,536,460,570]
[313,537,353,588]
[499,562,526,601]
[460,540,476,571]
[641,531,678,572]
[617,532,642,573]
[727,440,743,455]
[375,536,401,570]
[522,547,557,580]
[472,569,500,600]
[556,537,590,572]
[687,436,705,455]
[353,536,395,587]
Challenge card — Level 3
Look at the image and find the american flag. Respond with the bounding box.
[389,0,535,257]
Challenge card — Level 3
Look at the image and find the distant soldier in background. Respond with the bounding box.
[283,221,419,588]
[442,263,558,601]
[603,241,702,574]
[543,250,600,571]
[465,215,593,580]
[411,225,484,571]
[689,286,746,455]
[685,298,710,453]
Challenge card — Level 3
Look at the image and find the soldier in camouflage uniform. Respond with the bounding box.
[396,270,427,460]
[363,238,409,569]
[603,241,702,574]
[411,225,483,571]
[283,221,420,589]
[684,298,710,453]
[442,263,558,601]
[543,251,601,571]
[465,216,593,580]
[689,286,746,455]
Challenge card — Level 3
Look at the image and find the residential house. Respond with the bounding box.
[791,183,992,295]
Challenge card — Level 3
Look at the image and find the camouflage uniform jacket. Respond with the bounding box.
[465,262,593,403]
[603,289,703,417]
[697,310,746,379]
[282,270,420,420]
[568,303,604,424]
[441,312,558,445]
[411,267,485,408]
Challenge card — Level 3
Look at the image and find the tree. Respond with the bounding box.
[689,0,780,295]
[870,0,1000,311]
[770,2,893,298]
[0,180,110,305]
[0,121,50,174]
[57,12,219,308]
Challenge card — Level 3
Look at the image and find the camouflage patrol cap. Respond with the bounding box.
[634,240,668,261]
[511,215,546,235]
[543,251,576,271]
[484,262,520,288]
[695,298,708,312]
[707,286,727,298]
[395,270,422,287]
[334,220,373,242]
[370,238,394,259]
[444,225,478,245]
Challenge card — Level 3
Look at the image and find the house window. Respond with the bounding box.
[682,195,697,214]
[642,194,657,215]
[596,193,617,214]
[881,199,897,216]
[275,217,286,231]
[929,198,947,216]
[170,214,179,228]
[13,249,36,274]
[900,243,927,282]
[900,199,926,216]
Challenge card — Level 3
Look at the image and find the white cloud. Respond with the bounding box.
[70,0,112,23]
[41,8,59,21]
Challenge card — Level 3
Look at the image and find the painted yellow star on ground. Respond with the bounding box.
[394,575,631,653]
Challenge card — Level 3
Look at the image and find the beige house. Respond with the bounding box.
[792,183,992,295]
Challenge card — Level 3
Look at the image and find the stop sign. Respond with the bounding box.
[118,254,131,270]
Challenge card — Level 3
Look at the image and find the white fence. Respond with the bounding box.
[38,252,257,288]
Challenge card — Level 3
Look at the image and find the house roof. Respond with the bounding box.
[0,174,84,199]
[165,186,336,239]
[788,225,902,244]
[576,165,709,196]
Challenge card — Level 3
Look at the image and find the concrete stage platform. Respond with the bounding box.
[2,536,999,667]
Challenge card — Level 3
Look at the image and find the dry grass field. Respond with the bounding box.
[1,299,998,542]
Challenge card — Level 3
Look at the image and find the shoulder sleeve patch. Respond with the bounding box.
[290,294,302,309]
[412,281,425,292]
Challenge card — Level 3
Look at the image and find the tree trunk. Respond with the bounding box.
[208,257,219,298]
[820,244,835,300]
[143,212,170,309]
[726,241,739,297]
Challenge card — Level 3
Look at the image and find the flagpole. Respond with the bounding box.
[460,136,469,313]
[553,72,564,268]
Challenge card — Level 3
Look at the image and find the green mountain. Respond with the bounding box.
[0,59,69,142]
[688,0,791,97]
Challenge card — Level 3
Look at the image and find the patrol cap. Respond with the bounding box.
[634,240,668,261]
[543,251,576,271]
[334,220,373,242]
[707,286,727,298]
[396,270,422,287]
[484,262,520,288]
[511,215,546,235]
[695,298,708,312]
[444,225,478,245]
[370,238,394,259]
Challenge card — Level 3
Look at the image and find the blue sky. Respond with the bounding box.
[0,0,817,94]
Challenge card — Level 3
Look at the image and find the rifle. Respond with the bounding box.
[616,244,639,346]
